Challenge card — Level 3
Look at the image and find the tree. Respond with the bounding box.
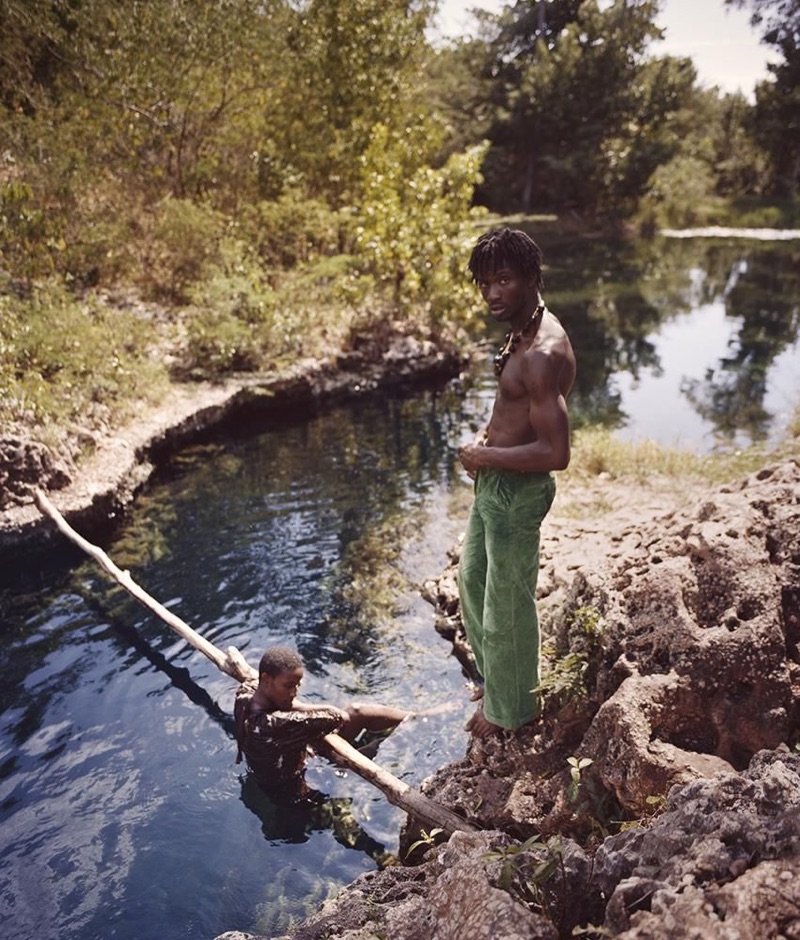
[729,0,800,195]
[473,0,695,218]
[267,0,437,207]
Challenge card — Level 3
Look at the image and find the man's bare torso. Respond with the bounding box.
[486,309,577,450]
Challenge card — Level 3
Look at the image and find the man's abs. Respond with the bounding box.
[486,398,537,449]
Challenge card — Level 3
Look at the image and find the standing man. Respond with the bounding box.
[458,228,576,738]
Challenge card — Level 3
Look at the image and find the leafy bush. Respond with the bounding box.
[144,199,226,301]
[0,284,167,437]
[240,195,350,269]
[355,127,489,337]
[636,155,722,231]
[0,179,64,281]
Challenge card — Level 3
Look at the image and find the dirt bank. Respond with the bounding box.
[0,335,469,564]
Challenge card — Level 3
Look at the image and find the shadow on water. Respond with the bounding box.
[1,384,478,940]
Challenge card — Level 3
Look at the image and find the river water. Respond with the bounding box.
[1,233,798,940]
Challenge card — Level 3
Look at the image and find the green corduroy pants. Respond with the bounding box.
[458,468,556,730]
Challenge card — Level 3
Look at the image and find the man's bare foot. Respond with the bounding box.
[465,705,504,737]
[467,681,484,702]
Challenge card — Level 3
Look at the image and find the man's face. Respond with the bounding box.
[263,666,304,710]
[477,267,536,325]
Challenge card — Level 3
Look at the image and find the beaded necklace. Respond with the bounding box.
[493,304,544,377]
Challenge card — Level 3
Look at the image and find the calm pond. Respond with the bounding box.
[1,233,798,940]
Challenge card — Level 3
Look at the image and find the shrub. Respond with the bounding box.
[144,199,225,301]
[240,195,350,269]
[354,127,489,338]
[0,283,167,437]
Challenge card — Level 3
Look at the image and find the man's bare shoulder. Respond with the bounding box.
[524,309,576,394]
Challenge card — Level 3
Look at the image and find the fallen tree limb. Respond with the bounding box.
[34,488,476,836]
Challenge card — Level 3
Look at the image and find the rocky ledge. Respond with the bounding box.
[217,458,800,939]
[0,335,468,563]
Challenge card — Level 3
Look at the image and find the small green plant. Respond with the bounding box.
[485,834,550,892]
[571,605,603,640]
[405,827,443,859]
[534,649,589,708]
[484,835,569,919]
[535,605,604,709]
[567,756,594,804]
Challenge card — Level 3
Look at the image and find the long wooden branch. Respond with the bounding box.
[33,489,475,837]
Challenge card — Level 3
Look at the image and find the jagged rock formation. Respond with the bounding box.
[422,460,800,841]
[222,459,800,940]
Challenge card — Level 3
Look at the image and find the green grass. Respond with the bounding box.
[565,423,800,493]
[0,284,169,444]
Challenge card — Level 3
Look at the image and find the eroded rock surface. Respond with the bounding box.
[226,752,800,940]
[422,459,800,840]
[236,460,800,940]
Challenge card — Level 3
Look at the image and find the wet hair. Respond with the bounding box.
[467,227,544,294]
[259,646,304,677]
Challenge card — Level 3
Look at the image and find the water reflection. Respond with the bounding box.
[2,233,799,940]
[533,232,800,450]
[0,387,478,940]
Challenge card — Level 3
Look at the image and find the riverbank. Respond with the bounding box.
[0,333,471,566]
[216,454,800,940]
[7,327,799,938]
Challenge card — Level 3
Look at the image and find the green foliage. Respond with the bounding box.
[535,649,590,708]
[0,179,63,280]
[467,0,696,218]
[731,0,800,197]
[617,794,668,832]
[275,0,436,205]
[566,756,594,804]
[636,155,722,230]
[536,605,604,708]
[405,827,444,859]
[484,835,567,920]
[0,284,167,435]
[145,199,226,301]
[355,128,489,335]
[572,924,614,937]
[240,195,350,269]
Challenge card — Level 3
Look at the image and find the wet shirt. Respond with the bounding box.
[234,682,344,801]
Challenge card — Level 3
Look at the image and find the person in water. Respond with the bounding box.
[234,645,410,802]
[458,227,576,738]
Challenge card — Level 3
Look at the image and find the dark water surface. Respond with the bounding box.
[1,384,486,940]
[2,234,799,940]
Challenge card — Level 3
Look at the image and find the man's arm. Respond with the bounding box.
[292,700,349,722]
[261,706,346,744]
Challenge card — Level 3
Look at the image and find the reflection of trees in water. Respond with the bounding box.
[546,235,680,429]
[92,386,469,680]
[543,235,799,440]
[680,245,800,444]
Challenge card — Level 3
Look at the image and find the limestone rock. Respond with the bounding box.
[421,459,800,835]
[0,436,73,510]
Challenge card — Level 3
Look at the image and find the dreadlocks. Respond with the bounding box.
[467,228,544,295]
[258,645,304,677]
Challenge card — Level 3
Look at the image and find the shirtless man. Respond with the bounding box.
[458,228,576,737]
[234,646,410,802]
